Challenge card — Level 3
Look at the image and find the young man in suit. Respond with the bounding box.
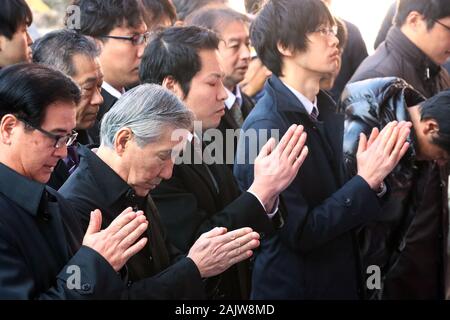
[234,0,412,299]
[139,25,309,298]
[67,0,149,144]
[186,7,255,168]
[0,0,33,69]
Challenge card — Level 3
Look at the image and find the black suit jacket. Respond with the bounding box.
[234,75,382,299]
[59,145,205,299]
[87,89,118,144]
[0,163,124,299]
[150,140,278,299]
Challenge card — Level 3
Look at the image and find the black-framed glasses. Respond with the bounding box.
[20,119,78,149]
[100,32,150,46]
[314,25,338,37]
[434,19,450,32]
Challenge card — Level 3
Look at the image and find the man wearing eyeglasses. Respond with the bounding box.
[67,0,149,144]
[0,64,150,299]
[350,0,450,299]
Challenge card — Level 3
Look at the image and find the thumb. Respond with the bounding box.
[85,209,102,235]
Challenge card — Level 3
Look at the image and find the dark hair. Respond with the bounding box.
[172,0,228,21]
[32,29,100,77]
[335,17,348,51]
[185,7,250,35]
[250,0,334,76]
[139,26,219,97]
[140,0,177,29]
[0,0,32,39]
[245,0,265,14]
[395,0,450,29]
[0,64,80,128]
[420,89,450,154]
[66,0,144,39]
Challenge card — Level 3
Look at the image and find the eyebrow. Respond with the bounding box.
[81,77,100,86]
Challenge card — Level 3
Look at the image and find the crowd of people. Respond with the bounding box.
[0,0,449,300]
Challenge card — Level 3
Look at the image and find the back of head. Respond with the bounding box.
[185,7,250,35]
[100,84,193,147]
[172,0,228,21]
[250,0,334,76]
[32,29,100,77]
[245,0,266,14]
[0,64,80,127]
[0,0,32,39]
[140,0,177,30]
[139,26,219,97]
[420,89,450,153]
[395,0,450,29]
[66,0,144,38]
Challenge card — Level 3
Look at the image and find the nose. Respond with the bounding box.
[26,30,33,46]
[240,43,251,62]
[217,80,228,102]
[137,42,146,59]
[54,144,68,159]
[159,161,174,180]
[91,86,104,106]
[329,33,339,48]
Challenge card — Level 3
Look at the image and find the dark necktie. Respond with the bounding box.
[230,100,244,127]
[310,107,319,122]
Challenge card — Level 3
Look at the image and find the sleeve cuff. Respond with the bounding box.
[247,190,279,218]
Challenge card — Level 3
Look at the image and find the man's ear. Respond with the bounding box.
[405,11,426,31]
[162,76,185,99]
[0,114,20,145]
[422,118,440,137]
[277,42,294,57]
[114,128,133,156]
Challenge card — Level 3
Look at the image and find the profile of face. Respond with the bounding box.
[72,54,104,130]
[98,22,148,90]
[0,23,33,67]
[407,13,450,65]
[166,49,228,130]
[416,118,450,165]
[118,126,189,197]
[1,101,76,183]
[217,20,251,89]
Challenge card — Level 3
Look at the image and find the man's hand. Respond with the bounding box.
[187,227,260,278]
[249,124,308,211]
[357,121,411,190]
[82,207,148,271]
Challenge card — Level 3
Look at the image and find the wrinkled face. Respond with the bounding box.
[182,49,228,130]
[0,23,33,67]
[122,127,188,197]
[72,54,104,130]
[10,102,76,183]
[98,22,147,89]
[217,20,251,89]
[416,16,450,65]
[292,22,340,76]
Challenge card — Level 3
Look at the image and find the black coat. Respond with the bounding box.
[150,140,279,299]
[59,145,205,299]
[340,77,449,299]
[0,163,124,299]
[351,27,450,98]
[87,89,118,144]
[234,75,382,299]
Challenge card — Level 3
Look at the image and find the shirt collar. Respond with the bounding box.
[224,86,243,110]
[0,162,45,216]
[281,81,318,115]
[101,81,124,100]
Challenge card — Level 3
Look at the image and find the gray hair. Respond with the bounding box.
[32,29,100,77]
[100,84,193,148]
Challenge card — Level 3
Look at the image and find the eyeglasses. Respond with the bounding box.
[434,19,450,32]
[314,25,338,37]
[100,32,151,46]
[20,119,78,149]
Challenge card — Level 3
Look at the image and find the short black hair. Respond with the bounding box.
[185,7,250,36]
[139,26,219,98]
[140,0,177,29]
[250,0,335,76]
[32,29,100,77]
[420,89,450,154]
[172,0,228,21]
[0,64,80,128]
[395,0,450,29]
[0,0,32,39]
[66,0,144,39]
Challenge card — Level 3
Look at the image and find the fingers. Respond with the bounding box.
[85,209,102,235]
[366,127,379,149]
[357,132,368,155]
[218,227,253,243]
[123,237,148,261]
[119,219,149,250]
[383,126,400,156]
[275,124,298,156]
[280,125,303,160]
[200,227,228,240]
[293,145,309,169]
[114,211,147,242]
[389,126,411,163]
[220,230,260,254]
[107,210,138,235]
[257,137,276,159]
[288,132,307,164]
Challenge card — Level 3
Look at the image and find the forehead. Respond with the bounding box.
[220,20,249,39]
[109,22,147,35]
[141,125,187,152]
[41,101,76,127]
[72,54,103,81]
[195,49,224,79]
